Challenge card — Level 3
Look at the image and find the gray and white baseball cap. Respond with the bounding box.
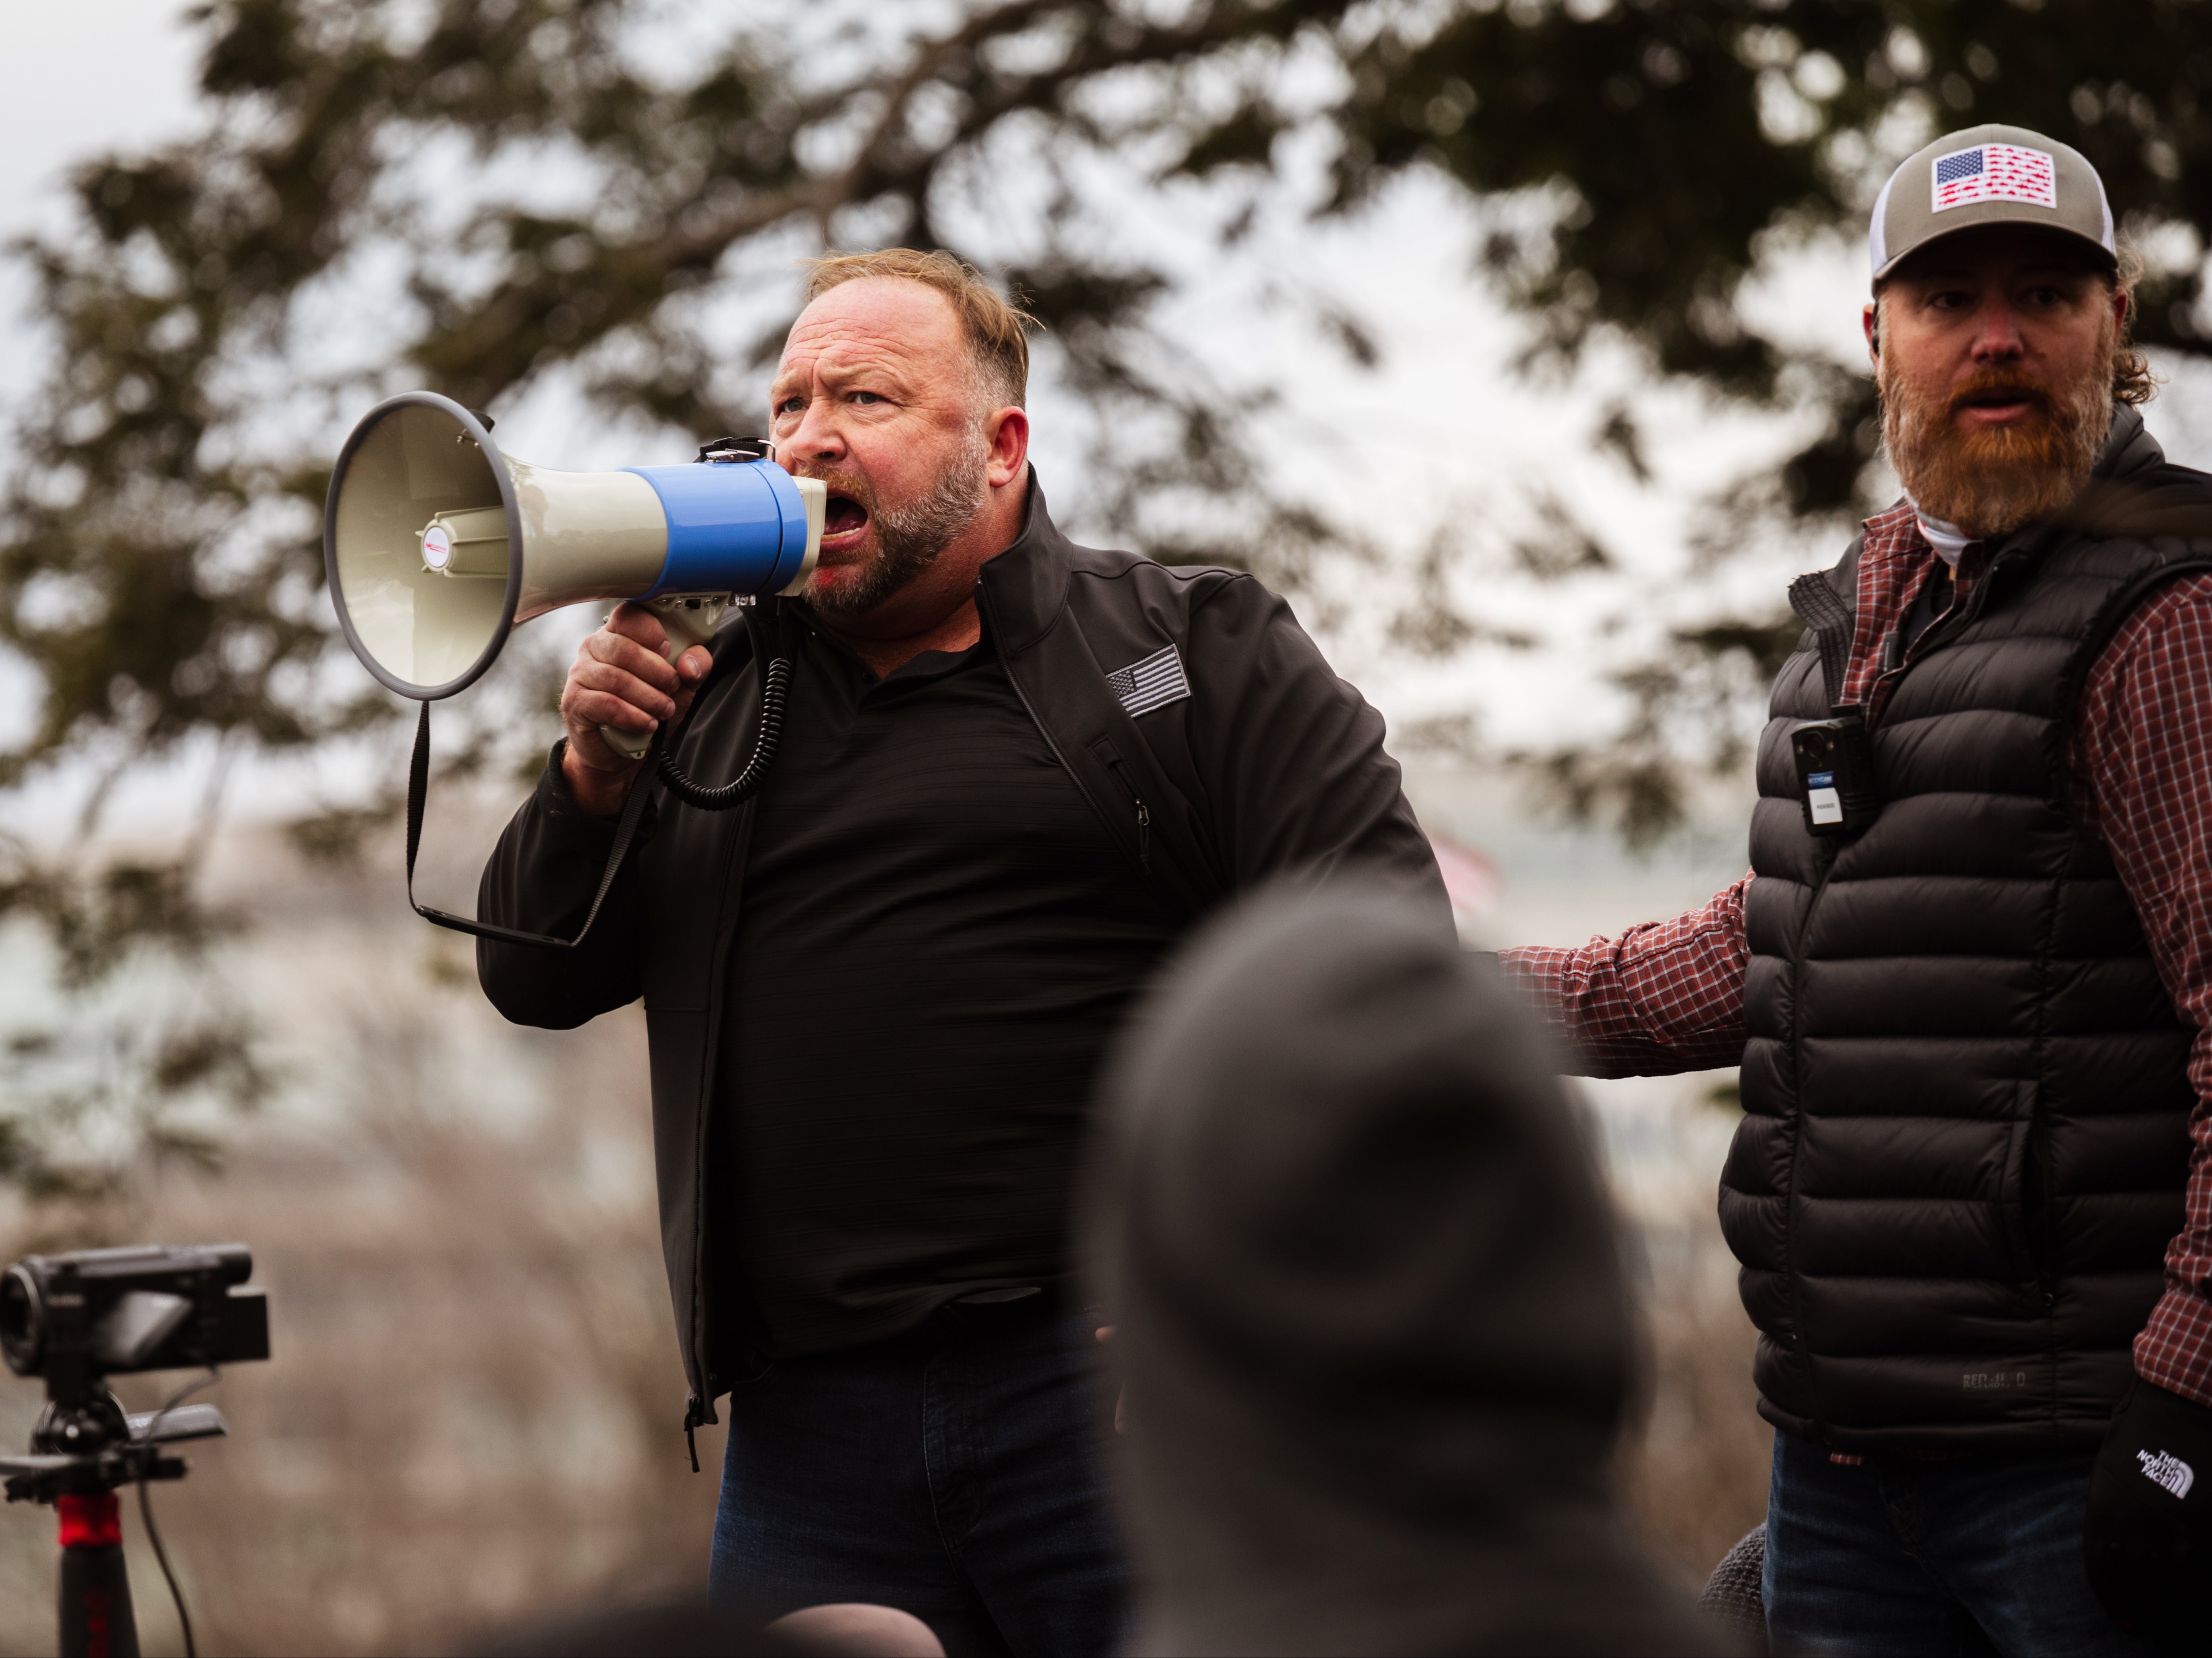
[1868,123,2115,286]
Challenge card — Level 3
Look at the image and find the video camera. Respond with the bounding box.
[2,1243,268,1388]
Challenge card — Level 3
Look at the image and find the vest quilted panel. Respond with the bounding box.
[1733,507,2209,1451]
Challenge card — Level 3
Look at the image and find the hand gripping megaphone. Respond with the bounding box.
[322,391,824,948]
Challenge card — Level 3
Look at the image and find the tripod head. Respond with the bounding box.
[0,1399,231,1505]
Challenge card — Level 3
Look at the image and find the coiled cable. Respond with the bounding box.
[654,652,791,810]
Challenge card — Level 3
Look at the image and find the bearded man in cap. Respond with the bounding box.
[1502,125,2211,1652]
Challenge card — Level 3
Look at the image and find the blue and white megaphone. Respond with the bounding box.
[323,391,823,757]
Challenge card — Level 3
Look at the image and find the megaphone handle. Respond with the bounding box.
[600,596,728,762]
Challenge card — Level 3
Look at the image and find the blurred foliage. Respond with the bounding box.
[0,827,268,1197]
[1516,612,1808,848]
[4,0,2212,1182]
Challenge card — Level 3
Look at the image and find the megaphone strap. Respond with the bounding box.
[403,699,658,951]
[399,602,798,947]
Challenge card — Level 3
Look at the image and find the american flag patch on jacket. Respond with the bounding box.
[1106,644,1190,718]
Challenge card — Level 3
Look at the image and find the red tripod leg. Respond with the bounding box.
[57,1493,140,1658]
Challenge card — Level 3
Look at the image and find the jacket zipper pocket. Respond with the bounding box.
[1782,842,1838,1424]
[2021,1095,2057,1307]
[1088,737,1152,874]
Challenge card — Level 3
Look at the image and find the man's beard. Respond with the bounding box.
[1879,335,2114,539]
[796,433,990,617]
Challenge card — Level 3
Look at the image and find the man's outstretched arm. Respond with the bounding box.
[1496,875,1754,1078]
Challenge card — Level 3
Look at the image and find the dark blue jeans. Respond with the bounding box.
[1764,1429,2175,1656]
[708,1300,1127,1658]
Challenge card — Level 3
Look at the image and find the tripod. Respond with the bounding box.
[1,1375,225,1658]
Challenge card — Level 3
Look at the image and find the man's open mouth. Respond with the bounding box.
[823,492,870,541]
[1955,384,2044,415]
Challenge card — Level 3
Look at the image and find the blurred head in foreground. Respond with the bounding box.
[1086,885,1721,1657]
[467,1597,942,1657]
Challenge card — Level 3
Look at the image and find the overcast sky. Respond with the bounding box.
[0,0,200,305]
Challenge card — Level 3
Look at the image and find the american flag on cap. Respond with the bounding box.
[1931,143,2056,213]
[1868,125,2114,285]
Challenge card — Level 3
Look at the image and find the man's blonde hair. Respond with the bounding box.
[2111,247,2156,406]
[803,249,1037,412]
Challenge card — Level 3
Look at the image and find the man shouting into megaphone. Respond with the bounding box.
[475,249,1449,1656]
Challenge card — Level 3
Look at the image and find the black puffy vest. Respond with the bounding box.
[1725,414,2212,1451]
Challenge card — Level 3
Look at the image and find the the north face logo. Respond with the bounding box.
[2137,1447,2196,1500]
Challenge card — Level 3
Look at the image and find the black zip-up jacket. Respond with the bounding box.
[474,478,1449,1431]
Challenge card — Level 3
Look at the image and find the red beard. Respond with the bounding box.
[1880,345,2114,538]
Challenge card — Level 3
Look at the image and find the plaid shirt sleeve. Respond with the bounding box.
[2071,572,2212,1411]
[1496,874,1753,1079]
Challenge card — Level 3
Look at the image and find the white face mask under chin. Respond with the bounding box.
[1909,500,1974,567]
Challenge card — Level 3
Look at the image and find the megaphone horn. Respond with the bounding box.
[323,392,824,756]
